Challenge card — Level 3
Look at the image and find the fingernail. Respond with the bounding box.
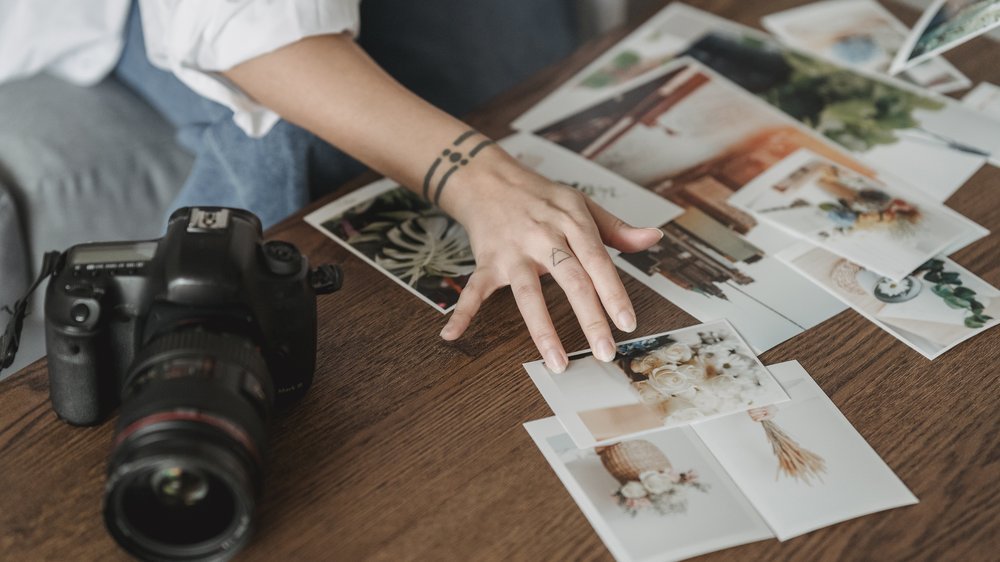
[545,349,567,374]
[595,338,616,362]
[617,311,637,332]
[439,324,455,339]
[643,227,665,240]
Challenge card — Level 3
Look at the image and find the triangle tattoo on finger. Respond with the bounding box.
[551,248,573,267]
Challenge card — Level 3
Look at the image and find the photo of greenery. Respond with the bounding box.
[681,32,945,153]
[320,186,474,312]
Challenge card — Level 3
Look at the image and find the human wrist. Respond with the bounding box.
[434,141,533,224]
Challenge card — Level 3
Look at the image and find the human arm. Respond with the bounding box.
[223,33,663,371]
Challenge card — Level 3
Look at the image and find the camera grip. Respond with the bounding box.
[45,324,109,426]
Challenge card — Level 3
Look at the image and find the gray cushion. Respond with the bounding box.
[0,74,193,376]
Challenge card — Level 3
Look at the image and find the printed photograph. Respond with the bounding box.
[728,148,986,281]
[522,320,789,448]
[779,243,1000,359]
[500,133,684,231]
[962,82,1000,166]
[890,0,1000,73]
[534,58,866,352]
[515,3,1000,202]
[305,134,680,313]
[306,179,473,312]
[524,417,772,562]
[963,81,1000,118]
[691,360,919,540]
[761,0,971,93]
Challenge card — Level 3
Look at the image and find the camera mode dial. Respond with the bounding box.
[261,241,302,276]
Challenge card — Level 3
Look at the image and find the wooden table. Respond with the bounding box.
[1,1,997,560]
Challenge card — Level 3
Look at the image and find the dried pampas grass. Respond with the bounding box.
[760,419,827,485]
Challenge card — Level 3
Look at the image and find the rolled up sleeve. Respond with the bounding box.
[139,0,361,137]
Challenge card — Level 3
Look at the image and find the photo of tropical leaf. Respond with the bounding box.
[320,186,475,311]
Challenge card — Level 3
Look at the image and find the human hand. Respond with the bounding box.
[437,151,664,373]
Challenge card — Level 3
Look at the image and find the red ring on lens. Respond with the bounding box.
[115,410,261,465]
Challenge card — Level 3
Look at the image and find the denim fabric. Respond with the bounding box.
[113,0,578,229]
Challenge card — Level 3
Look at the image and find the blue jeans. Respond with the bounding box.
[113,1,577,228]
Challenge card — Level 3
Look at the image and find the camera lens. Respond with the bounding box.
[104,330,274,561]
[152,467,209,506]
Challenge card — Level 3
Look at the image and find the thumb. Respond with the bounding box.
[586,198,664,253]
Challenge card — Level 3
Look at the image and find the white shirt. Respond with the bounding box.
[0,0,361,136]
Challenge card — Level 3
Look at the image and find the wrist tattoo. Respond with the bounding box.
[423,129,495,205]
[551,248,573,267]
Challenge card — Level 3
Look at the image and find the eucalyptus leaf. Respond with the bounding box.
[953,286,975,299]
[943,295,970,309]
[931,284,952,298]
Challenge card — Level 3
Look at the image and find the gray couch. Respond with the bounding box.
[0,74,193,376]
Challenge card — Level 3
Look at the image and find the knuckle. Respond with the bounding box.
[560,266,591,293]
[582,318,608,335]
[511,281,540,302]
[533,329,560,349]
[578,243,612,263]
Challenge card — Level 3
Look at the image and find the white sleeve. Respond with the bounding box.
[139,0,361,137]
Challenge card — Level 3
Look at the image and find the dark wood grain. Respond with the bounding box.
[1,1,997,560]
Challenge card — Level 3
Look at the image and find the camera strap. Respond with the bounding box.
[0,251,61,373]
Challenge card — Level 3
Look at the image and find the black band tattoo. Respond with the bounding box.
[551,248,573,267]
[422,129,495,205]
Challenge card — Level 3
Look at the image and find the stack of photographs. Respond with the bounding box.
[513,3,1000,201]
[525,360,918,562]
[761,0,971,93]
[525,54,989,352]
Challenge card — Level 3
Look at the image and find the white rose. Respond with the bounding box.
[658,343,693,364]
[676,363,706,383]
[635,354,667,374]
[633,381,666,404]
[640,471,675,495]
[620,481,648,499]
[648,366,693,395]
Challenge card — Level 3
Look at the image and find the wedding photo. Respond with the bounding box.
[692,361,919,540]
[525,418,772,562]
[728,149,988,281]
[779,243,1000,358]
[523,321,789,447]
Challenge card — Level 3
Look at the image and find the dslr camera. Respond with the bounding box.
[37,208,341,560]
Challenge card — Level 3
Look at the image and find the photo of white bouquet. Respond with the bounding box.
[624,329,775,426]
[523,320,789,447]
[599,440,709,516]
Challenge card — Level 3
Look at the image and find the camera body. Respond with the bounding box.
[45,207,319,425]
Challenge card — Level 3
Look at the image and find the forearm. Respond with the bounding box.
[223,33,521,219]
